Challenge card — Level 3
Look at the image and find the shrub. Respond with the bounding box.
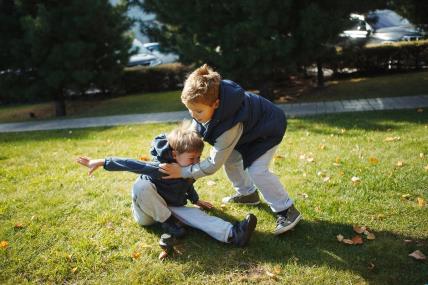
[121,63,191,94]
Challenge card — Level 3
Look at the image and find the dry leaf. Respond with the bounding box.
[343,239,354,245]
[265,270,276,278]
[299,154,306,160]
[417,197,426,207]
[353,225,366,234]
[319,144,326,150]
[300,193,309,199]
[71,267,78,273]
[368,157,379,165]
[206,180,216,186]
[220,204,227,208]
[317,171,324,177]
[159,251,169,260]
[404,239,413,244]
[424,165,428,171]
[306,157,315,163]
[384,136,400,142]
[323,176,331,182]
[132,251,141,259]
[366,232,376,240]
[420,153,424,158]
[140,155,150,161]
[368,262,375,270]
[274,155,284,159]
[351,235,364,245]
[341,129,346,134]
[401,194,411,200]
[416,108,424,113]
[396,161,404,167]
[351,176,361,184]
[409,250,426,260]
[14,223,24,229]
[335,157,341,164]
[0,240,8,249]
[336,234,344,242]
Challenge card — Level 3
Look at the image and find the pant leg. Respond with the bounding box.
[131,178,171,225]
[169,206,233,243]
[223,149,257,195]
[247,145,293,212]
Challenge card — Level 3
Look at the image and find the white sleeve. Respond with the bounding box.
[181,123,243,179]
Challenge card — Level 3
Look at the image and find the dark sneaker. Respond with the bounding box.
[274,205,302,235]
[222,191,260,205]
[161,217,186,238]
[231,213,257,247]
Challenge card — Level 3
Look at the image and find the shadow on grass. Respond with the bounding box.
[292,109,428,135]
[164,217,427,284]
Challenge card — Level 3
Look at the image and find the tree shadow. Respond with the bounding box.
[168,218,427,284]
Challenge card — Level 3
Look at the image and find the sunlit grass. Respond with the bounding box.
[0,110,427,284]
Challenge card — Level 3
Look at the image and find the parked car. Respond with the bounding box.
[143,42,179,64]
[340,9,425,45]
[127,39,161,67]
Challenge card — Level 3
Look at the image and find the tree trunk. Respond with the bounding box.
[316,60,324,88]
[259,81,275,101]
[54,91,66,117]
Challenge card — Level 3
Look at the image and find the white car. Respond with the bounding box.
[143,42,179,64]
[127,39,161,67]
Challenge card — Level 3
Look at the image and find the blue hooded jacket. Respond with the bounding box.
[194,80,287,168]
[104,134,199,206]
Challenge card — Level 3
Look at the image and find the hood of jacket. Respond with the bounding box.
[150,134,175,163]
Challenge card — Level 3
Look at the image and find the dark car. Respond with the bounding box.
[340,10,425,45]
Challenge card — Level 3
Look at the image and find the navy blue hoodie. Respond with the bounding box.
[194,80,287,168]
[103,134,199,206]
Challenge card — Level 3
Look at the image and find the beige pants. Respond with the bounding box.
[131,178,233,243]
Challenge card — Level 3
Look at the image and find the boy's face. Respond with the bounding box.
[173,151,201,167]
[184,100,219,124]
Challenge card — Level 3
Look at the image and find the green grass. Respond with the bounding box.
[1,71,428,123]
[1,110,427,284]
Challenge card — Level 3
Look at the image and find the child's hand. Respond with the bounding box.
[159,163,182,179]
[76,156,105,176]
[195,200,214,210]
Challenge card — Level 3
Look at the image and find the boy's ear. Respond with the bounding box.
[171,150,177,159]
[213,99,220,109]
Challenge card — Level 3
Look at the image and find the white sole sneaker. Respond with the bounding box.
[273,214,302,235]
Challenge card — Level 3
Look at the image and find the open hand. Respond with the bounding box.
[195,200,214,210]
[76,156,104,176]
[159,163,182,179]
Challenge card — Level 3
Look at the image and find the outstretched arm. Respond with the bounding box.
[76,156,105,175]
[160,123,243,179]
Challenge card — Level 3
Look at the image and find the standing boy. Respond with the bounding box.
[160,65,301,235]
[77,122,257,246]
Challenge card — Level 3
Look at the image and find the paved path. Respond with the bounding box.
[0,95,427,133]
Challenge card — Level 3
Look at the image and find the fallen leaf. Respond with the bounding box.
[424,165,428,171]
[300,193,309,199]
[319,144,326,150]
[404,239,413,244]
[140,155,150,161]
[351,176,361,184]
[323,176,331,182]
[353,225,366,234]
[67,254,73,261]
[206,180,216,186]
[71,267,78,273]
[336,234,344,242]
[368,157,379,165]
[384,136,400,142]
[368,262,375,270]
[340,129,346,134]
[396,161,404,167]
[159,251,169,260]
[14,223,24,229]
[409,250,426,260]
[343,239,354,245]
[366,232,376,240]
[317,171,324,177]
[352,235,364,245]
[416,108,424,113]
[417,197,426,207]
[401,194,411,200]
[265,270,276,278]
[306,157,315,163]
[132,251,141,259]
[272,265,281,274]
[220,204,227,208]
[420,153,424,158]
[335,157,341,164]
[0,241,8,249]
[274,155,284,159]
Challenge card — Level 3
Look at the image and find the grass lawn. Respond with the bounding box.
[1,71,427,123]
[0,110,427,284]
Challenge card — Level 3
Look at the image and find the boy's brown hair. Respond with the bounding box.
[167,121,204,154]
[181,64,221,105]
